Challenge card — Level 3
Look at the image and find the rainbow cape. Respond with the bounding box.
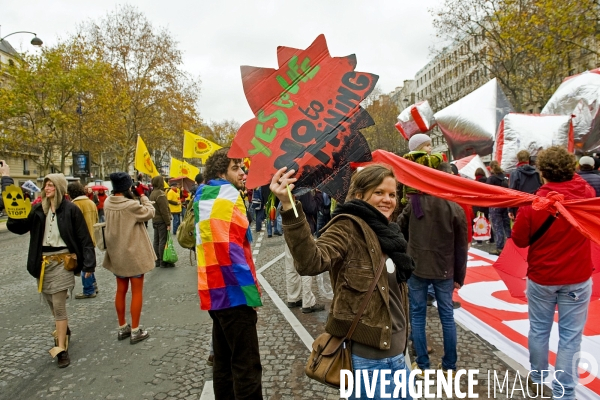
[193,180,262,310]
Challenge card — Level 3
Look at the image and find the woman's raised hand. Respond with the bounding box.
[269,167,297,212]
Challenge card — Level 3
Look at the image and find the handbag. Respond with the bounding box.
[163,231,179,263]
[62,253,78,271]
[93,222,107,251]
[305,255,386,388]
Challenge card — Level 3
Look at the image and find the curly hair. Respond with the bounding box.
[537,146,576,182]
[346,164,396,202]
[205,148,241,181]
[67,181,86,199]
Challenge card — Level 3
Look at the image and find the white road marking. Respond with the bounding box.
[256,252,285,274]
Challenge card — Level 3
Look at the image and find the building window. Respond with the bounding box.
[23,159,30,175]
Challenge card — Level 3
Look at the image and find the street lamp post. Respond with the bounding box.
[0,31,43,47]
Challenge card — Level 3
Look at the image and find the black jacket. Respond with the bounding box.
[0,176,15,212]
[7,198,96,278]
[578,170,600,197]
[508,165,542,214]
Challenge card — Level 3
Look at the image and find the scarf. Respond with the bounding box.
[332,199,414,282]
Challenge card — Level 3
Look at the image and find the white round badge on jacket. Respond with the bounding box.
[385,258,395,274]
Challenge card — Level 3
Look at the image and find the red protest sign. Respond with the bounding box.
[229,34,377,194]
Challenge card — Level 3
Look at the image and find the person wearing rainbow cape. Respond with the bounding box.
[193,148,263,399]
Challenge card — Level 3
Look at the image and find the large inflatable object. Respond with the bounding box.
[434,78,513,159]
[542,69,600,153]
[395,100,436,140]
[494,113,574,172]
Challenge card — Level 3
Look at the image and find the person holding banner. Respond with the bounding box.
[7,173,96,368]
[272,164,414,399]
[512,146,594,400]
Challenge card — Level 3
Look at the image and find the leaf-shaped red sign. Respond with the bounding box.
[229,34,378,193]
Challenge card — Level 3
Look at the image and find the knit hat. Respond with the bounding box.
[110,172,133,193]
[579,156,595,167]
[408,134,432,152]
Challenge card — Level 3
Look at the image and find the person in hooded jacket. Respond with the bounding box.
[486,161,511,255]
[508,150,542,220]
[149,175,173,268]
[8,173,96,368]
[512,146,594,400]
[103,172,156,344]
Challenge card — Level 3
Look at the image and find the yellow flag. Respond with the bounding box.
[170,157,200,180]
[183,130,222,162]
[135,136,159,177]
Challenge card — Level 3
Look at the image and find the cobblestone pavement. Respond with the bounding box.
[0,225,530,399]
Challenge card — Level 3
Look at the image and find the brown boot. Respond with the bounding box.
[57,350,70,368]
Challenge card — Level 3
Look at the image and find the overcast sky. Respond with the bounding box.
[3,0,443,125]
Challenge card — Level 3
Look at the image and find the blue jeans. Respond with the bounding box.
[255,209,265,232]
[348,353,412,400]
[82,273,97,295]
[408,275,457,370]
[266,209,282,236]
[489,207,511,250]
[172,213,181,235]
[527,278,592,400]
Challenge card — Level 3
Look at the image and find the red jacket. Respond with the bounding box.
[512,174,594,285]
[97,192,108,210]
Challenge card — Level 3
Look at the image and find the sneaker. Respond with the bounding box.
[267,235,272,238]
[130,327,149,344]
[57,350,70,368]
[411,362,429,380]
[75,292,97,299]
[287,300,302,308]
[207,354,214,366]
[437,363,455,379]
[161,262,175,268]
[275,232,283,236]
[118,324,132,341]
[302,304,325,313]
[427,294,434,306]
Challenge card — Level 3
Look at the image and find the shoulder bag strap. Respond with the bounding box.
[529,214,557,246]
[346,256,386,341]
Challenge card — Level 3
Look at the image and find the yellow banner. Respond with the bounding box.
[170,157,200,180]
[183,130,222,162]
[134,136,159,177]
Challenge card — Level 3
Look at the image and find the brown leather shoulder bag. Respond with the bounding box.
[305,256,386,388]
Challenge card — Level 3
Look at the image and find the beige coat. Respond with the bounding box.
[103,195,156,277]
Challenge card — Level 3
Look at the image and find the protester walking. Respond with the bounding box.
[97,189,108,223]
[486,161,511,255]
[272,164,414,399]
[512,146,594,400]
[7,173,96,368]
[167,182,182,234]
[149,175,173,268]
[67,182,100,299]
[102,172,156,344]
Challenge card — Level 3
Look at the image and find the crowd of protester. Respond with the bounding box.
[0,143,597,400]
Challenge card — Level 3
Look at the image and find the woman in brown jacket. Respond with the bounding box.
[271,165,414,399]
[103,172,156,344]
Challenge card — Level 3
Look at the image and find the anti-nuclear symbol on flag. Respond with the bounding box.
[144,151,154,173]
[2,185,31,219]
[194,139,211,156]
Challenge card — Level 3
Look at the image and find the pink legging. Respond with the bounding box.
[115,276,144,329]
